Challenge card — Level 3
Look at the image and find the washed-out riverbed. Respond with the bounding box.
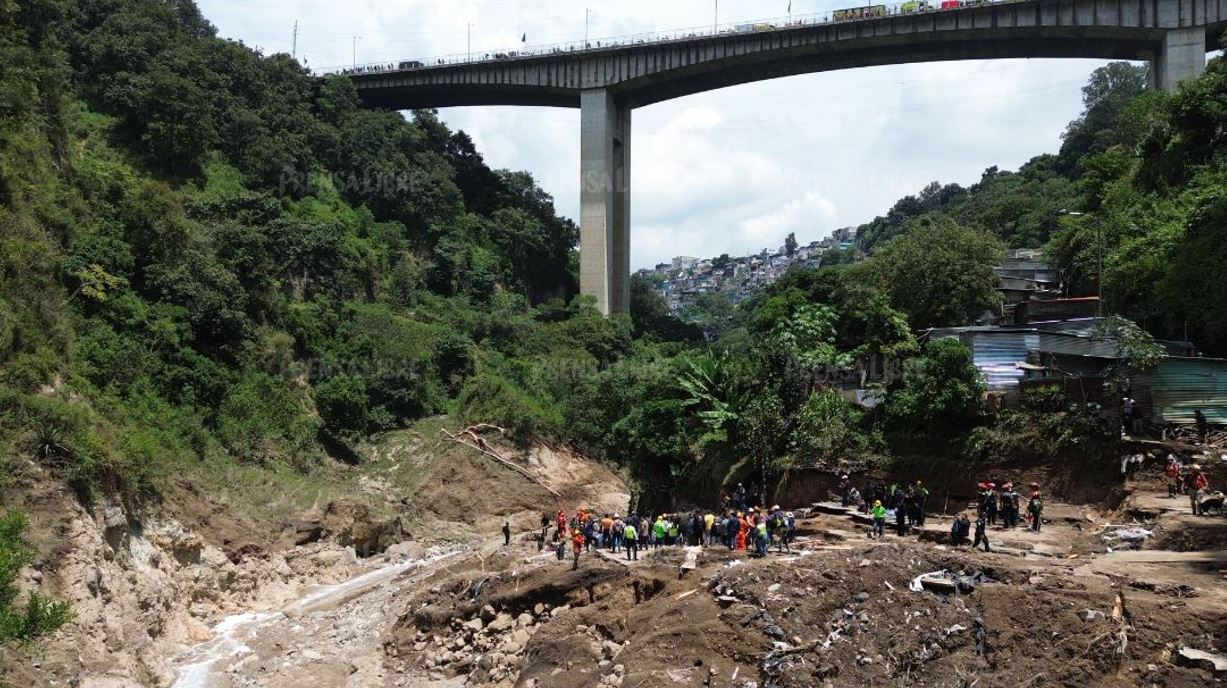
[170,548,464,688]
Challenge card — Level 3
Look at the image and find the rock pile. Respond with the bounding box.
[401,602,548,685]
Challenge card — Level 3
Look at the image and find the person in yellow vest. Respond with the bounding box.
[871,499,886,539]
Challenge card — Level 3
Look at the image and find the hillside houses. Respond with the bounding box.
[642,230,857,315]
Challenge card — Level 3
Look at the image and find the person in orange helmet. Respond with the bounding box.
[570,528,585,570]
[735,512,748,551]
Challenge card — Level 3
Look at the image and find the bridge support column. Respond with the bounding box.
[579,89,631,315]
[1153,28,1205,91]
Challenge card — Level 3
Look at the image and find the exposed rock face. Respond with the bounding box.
[320,501,413,557]
[7,495,400,687]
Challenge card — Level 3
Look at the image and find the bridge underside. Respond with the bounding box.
[352,18,1217,314]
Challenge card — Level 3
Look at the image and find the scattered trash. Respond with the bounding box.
[909,570,991,595]
[1176,646,1227,674]
[1101,526,1152,550]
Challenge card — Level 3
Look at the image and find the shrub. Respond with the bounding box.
[456,370,562,444]
[216,373,321,469]
[0,510,72,644]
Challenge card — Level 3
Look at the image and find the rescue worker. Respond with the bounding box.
[785,511,796,547]
[1000,483,1018,528]
[652,515,666,549]
[1165,455,1181,498]
[754,516,769,557]
[736,513,749,551]
[1027,483,1043,532]
[973,512,991,552]
[623,521,639,561]
[871,499,886,539]
[704,511,716,546]
[502,521,511,547]
[914,480,930,526]
[555,509,566,542]
[1188,464,1209,515]
[570,528,585,570]
[985,483,998,526]
[838,474,852,507]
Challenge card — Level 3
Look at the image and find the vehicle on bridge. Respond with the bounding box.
[398,60,424,70]
[833,5,888,21]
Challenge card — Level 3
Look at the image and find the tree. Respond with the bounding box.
[1057,62,1149,174]
[886,338,985,435]
[792,388,875,470]
[784,232,797,257]
[863,216,1005,329]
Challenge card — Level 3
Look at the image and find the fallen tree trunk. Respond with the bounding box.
[441,425,561,499]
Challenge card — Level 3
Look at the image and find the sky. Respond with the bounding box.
[195,0,1124,269]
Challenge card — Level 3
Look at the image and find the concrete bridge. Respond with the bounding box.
[342,0,1225,314]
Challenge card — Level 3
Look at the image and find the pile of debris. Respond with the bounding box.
[397,602,548,684]
[1101,525,1153,551]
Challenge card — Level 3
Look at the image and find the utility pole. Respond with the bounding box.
[1058,210,1104,316]
[1096,219,1103,317]
[291,20,298,59]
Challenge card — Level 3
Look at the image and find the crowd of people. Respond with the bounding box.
[837,474,1045,552]
[537,504,798,570]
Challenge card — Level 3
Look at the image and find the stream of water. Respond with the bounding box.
[169,548,463,688]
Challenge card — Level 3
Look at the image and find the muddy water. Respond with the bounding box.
[169,548,463,688]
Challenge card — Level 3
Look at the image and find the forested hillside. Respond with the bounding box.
[853,58,1227,357]
[5,0,1227,645]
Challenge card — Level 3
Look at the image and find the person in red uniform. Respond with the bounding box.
[570,528,585,570]
[555,509,566,541]
[1188,464,1209,515]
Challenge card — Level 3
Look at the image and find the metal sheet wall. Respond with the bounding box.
[1150,358,1227,424]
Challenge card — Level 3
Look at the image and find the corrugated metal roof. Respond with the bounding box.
[965,331,1040,391]
[1150,357,1227,424]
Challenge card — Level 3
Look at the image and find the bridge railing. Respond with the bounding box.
[317,0,1015,78]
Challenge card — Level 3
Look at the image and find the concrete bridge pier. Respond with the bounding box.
[579,89,631,315]
[1153,28,1207,90]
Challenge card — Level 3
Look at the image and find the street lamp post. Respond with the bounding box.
[714,0,719,33]
[585,8,591,48]
[352,34,360,68]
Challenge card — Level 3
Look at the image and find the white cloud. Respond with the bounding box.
[196,0,1120,268]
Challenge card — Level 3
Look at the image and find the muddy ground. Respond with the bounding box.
[4,429,1226,688]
